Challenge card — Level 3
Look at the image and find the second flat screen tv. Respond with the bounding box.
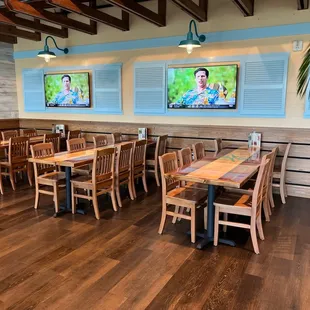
[45,72,91,107]
[168,64,238,109]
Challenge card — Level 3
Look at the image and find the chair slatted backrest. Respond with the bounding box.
[112,132,122,144]
[156,135,168,159]
[23,129,37,137]
[9,137,29,164]
[1,130,18,141]
[44,133,60,153]
[214,138,222,153]
[67,130,81,140]
[178,147,192,168]
[30,143,56,177]
[252,155,271,217]
[192,142,205,161]
[93,135,108,148]
[159,152,180,193]
[92,147,116,190]
[133,139,147,169]
[67,137,86,152]
[116,142,133,176]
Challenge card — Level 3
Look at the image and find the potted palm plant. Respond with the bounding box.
[297,45,310,98]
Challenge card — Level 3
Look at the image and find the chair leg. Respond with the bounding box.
[71,185,76,214]
[34,185,40,209]
[223,213,228,233]
[27,163,33,186]
[92,193,100,220]
[128,177,135,201]
[172,206,179,224]
[9,168,16,191]
[154,163,160,187]
[132,176,137,199]
[177,207,184,222]
[158,204,167,234]
[256,214,265,241]
[53,183,59,213]
[110,189,118,212]
[142,172,148,193]
[263,197,270,222]
[190,207,196,243]
[269,186,275,208]
[250,218,260,254]
[115,182,122,208]
[204,206,208,230]
[214,205,219,246]
[280,180,286,204]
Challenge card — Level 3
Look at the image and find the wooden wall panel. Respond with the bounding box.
[19,118,310,198]
[0,43,18,119]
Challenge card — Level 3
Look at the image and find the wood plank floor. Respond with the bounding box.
[0,178,309,310]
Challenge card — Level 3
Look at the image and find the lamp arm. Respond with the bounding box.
[45,35,65,52]
[188,19,206,43]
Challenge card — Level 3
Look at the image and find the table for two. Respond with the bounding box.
[166,147,261,249]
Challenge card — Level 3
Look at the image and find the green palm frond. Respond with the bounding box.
[297,43,310,98]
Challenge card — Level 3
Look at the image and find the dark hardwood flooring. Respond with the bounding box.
[0,178,309,310]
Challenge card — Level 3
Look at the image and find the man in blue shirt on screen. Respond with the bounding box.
[54,74,79,106]
[177,68,219,106]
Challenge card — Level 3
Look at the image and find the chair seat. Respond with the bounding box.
[214,192,252,209]
[71,175,92,184]
[224,179,255,195]
[167,186,208,206]
[38,171,66,183]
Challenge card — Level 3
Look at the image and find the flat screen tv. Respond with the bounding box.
[167,64,238,109]
[44,72,91,107]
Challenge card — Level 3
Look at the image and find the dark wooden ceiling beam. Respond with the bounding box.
[231,0,254,16]
[46,0,129,31]
[0,10,68,38]
[0,34,17,44]
[297,0,309,9]
[4,0,97,35]
[171,0,207,22]
[0,23,41,40]
[105,0,166,27]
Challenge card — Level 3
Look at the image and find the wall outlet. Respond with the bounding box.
[293,40,303,52]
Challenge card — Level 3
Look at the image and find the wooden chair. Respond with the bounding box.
[93,135,108,148]
[71,147,117,219]
[67,137,86,152]
[115,142,135,207]
[30,143,66,213]
[272,143,291,204]
[23,128,37,137]
[225,149,277,222]
[67,130,81,140]
[111,132,122,144]
[132,139,148,198]
[1,130,19,141]
[146,134,168,186]
[178,147,192,167]
[214,138,222,154]
[0,137,32,193]
[66,138,91,176]
[192,142,205,161]
[158,152,208,243]
[44,133,60,153]
[213,155,271,254]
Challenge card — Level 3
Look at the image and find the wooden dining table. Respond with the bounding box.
[0,135,45,149]
[28,139,156,216]
[166,146,262,249]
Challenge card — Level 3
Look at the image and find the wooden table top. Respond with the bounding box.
[167,147,261,188]
[28,139,156,168]
[0,135,44,149]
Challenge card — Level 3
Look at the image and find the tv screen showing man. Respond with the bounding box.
[167,64,238,109]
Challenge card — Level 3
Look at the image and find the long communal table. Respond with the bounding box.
[166,147,261,249]
[28,139,156,216]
